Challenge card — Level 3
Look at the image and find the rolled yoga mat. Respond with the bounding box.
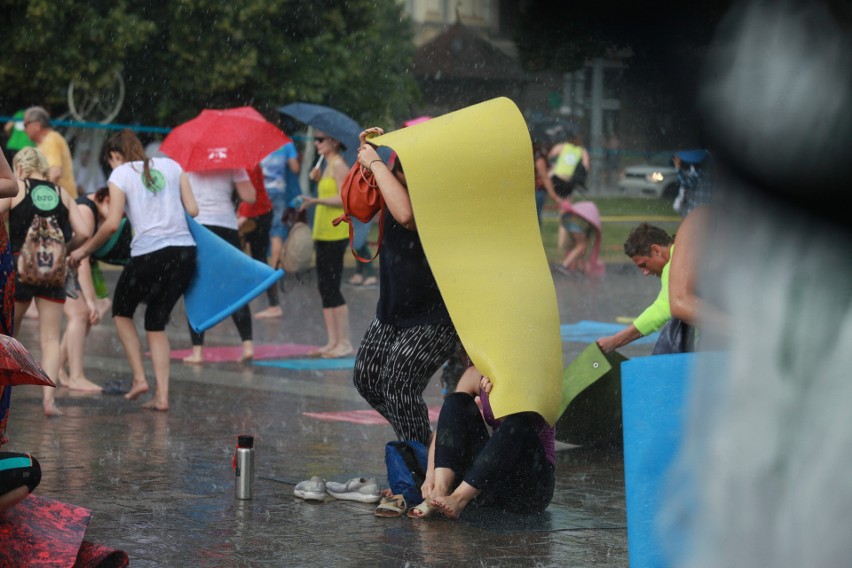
[369,97,563,424]
[183,214,284,333]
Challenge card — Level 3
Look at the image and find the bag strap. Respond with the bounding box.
[349,208,383,263]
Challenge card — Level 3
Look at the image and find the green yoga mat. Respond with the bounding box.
[556,342,628,448]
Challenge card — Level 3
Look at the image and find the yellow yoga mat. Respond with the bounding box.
[371,98,563,425]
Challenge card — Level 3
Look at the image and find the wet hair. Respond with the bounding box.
[103,129,153,187]
[623,223,673,257]
[93,186,110,203]
[12,146,50,178]
[24,106,51,128]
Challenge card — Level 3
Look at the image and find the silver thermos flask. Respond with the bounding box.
[235,435,255,500]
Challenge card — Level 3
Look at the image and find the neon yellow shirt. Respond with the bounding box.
[633,245,673,336]
[312,155,348,242]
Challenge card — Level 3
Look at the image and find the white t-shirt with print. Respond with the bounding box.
[108,157,195,257]
[187,169,249,230]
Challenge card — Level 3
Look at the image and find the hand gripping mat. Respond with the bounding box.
[369,98,563,425]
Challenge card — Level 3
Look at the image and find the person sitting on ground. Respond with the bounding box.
[409,365,555,519]
[596,223,675,353]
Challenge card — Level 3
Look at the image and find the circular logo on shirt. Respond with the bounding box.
[143,169,166,193]
[30,184,60,211]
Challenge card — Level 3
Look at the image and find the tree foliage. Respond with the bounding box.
[0,0,419,129]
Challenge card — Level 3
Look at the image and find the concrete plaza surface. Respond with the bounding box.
[6,264,662,567]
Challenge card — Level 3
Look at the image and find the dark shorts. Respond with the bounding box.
[0,452,41,494]
[551,175,578,198]
[13,277,65,304]
[112,245,196,332]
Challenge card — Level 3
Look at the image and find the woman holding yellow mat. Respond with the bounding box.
[352,127,461,446]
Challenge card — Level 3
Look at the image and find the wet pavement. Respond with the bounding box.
[6,263,661,567]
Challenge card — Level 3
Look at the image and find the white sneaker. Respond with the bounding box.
[325,477,381,503]
[294,476,327,501]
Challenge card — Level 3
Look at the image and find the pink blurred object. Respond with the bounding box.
[560,201,606,277]
[403,116,432,127]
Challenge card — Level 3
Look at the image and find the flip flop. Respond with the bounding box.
[406,501,434,519]
[374,494,406,518]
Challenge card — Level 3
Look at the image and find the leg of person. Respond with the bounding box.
[34,296,65,417]
[59,295,101,392]
[114,316,149,400]
[431,392,490,501]
[111,260,150,400]
[322,304,353,358]
[231,304,254,363]
[353,318,397,419]
[0,452,41,513]
[445,412,555,517]
[348,219,370,285]
[183,324,204,364]
[379,324,461,446]
[144,331,170,411]
[140,246,197,411]
[249,212,282,319]
[310,240,346,355]
[563,230,589,271]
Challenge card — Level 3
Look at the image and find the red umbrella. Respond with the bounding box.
[160,106,291,172]
[0,334,55,387]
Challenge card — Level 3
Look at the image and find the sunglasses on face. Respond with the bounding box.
[314,137,327,143]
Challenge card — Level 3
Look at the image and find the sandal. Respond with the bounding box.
[374,494,406,518]
[406,501,434,519]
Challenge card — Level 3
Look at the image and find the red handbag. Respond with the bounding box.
[332,163,385,262]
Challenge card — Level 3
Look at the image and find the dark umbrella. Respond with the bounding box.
[0,335,55,387]
[278,102,362,166]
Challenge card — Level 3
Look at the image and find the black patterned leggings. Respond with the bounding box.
[353,318,460,445]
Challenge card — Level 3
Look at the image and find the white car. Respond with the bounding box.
[618,154,680,199]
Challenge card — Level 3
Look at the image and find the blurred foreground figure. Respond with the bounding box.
[661,1,852,567]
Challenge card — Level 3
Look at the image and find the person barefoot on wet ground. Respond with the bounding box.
[413,366,556,519]
[2,147,91,416]
[69,129,198,411]
[182,167,256,365]
[299,130,354,359]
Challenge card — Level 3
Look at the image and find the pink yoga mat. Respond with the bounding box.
[304,406,441,425]
[167,343,320,362]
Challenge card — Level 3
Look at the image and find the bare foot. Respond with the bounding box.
[306,344,333,358]
[95,298,112,321]
[142,399,169,412]
[182,354,204,365]
[253,306,283,319]
[238,350,254,364]
[43,402,63,417]
[124,381,150,401]
[321,344,354,359]
[64,376,104,393]
[431,495,465,520]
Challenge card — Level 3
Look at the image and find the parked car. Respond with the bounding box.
[618,153,680,199]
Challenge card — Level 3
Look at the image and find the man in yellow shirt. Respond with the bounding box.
[23,106,77,198]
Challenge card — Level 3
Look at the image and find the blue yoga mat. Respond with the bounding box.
[183,215,284,333]
[253,358,356,371]
[561,320,659,345]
